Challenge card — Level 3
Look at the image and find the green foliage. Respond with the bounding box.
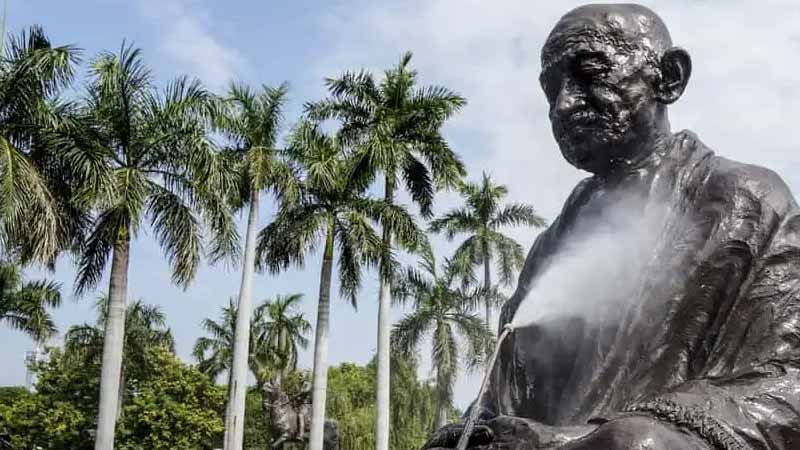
[193,294,310,386]
[0,26,87,264]
[64,297,175,397]
[0,260,62,343]
[0,346,226,450]
[0,386,28,406]
[325,356,455,450]
[75,43,238,294]
[1,347,97,450]
[116,349,225,450]
[243,388,270,450]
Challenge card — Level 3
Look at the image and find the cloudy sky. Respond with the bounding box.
[4,0,800,409]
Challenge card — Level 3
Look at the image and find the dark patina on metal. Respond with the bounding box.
[423,3,800,450]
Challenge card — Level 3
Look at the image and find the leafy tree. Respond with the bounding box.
[64,297,175,409]
[1,346,226,450]
[117,349,225,450]
[0,347,98,450]
[75,43,236,450]
[307,51,466,450]
[212,82,296,450]
[0,26,86,264]
[0,261,61,344]
[430,172,546,329]
[325,356,455,450]
[256,121,418,450]
[243,388,270,450]
[392,245,494,429]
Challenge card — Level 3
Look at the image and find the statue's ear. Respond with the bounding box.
[656,47,691,104]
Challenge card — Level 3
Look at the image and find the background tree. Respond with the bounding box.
[0,346,225,450]
[193,299,238,384]
[251,293,311,387]
[325,355,455,450]
[116,349,225,450]
[307,51,465,450]
[193,294,310,447]
[257,121,420,450]
[0,261,61,345]
[0,26,85,264]
[430,172,546,329]
[212,81,297,450]
[76,43,237,450]
[391,245,494,429]
[64,297,175,412]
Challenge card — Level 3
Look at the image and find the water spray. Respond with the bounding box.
[455,322,515,450]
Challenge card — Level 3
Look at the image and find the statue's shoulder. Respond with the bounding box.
[709,156,796,215]
[682,130,797,216]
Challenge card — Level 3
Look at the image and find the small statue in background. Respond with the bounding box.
[262,378,338,450]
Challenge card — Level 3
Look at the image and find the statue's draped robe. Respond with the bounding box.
[484,131,800,450]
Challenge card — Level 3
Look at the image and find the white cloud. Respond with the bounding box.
[316,0,800,408]
[134,0,247,88]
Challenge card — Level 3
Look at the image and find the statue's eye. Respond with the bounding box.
[573,56,611,81]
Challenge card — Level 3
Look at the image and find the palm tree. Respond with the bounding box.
[194,294,310,447]
[391,245,494,429]
[257,121,421,450]
[430,172,546,330]
[76,44,237,450]
[212,82,296,450]
[307,52,466,450]
[0,261,61,345]
[0,26,89,264]
[193,298,238,384]
[193,294,310,386]
[65,297,174,418]
[251,293,311,386]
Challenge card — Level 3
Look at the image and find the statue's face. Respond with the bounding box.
[540,17,662,174]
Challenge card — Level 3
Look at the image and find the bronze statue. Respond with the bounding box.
[424,3,800,450]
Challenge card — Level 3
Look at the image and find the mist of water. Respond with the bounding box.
[509,191,677,330]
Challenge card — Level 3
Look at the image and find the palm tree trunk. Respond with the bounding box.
[375,177,394,450]
[484,252,492,331]
[434,363,449,430]
[226,189,260,450]
[309,216,335,450]
[94,234,130,450]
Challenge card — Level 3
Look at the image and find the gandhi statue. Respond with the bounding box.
[423,4,800,450]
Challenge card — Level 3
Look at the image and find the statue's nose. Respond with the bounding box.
[551,79,585,119]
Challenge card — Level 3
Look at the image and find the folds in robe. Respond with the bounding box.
[480,130,800,450]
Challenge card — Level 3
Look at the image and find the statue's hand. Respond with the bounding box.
[421,416,595,450]
[421,422,494,450]
[558,416,710,450]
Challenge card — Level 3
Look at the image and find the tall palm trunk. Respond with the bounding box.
[309,216,335,450]
[226,189,260,450]
[483,250,492,331]
[94,234,130,450]
[434,360,449,430]
[375,177,394,450]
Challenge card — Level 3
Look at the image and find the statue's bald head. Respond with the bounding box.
[539,4,691,175]
[543,4,672,73]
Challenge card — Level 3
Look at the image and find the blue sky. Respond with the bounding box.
[4,0,800,409]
